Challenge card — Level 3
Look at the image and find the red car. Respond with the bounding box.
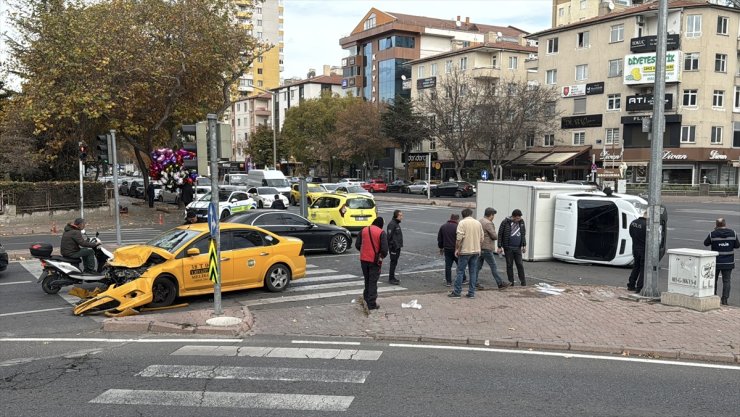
[361,179,388,193]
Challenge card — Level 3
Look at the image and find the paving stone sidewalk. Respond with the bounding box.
[247,284,740,364]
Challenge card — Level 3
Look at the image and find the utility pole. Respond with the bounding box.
[110,130,122,246]
[78,142,86,219]
[642,0,668,298]
[208,114,222,315]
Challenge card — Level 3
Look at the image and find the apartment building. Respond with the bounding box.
[231,93,273,167]
[272,74,346,131]
[553,0,640,27]
[530,0,740,185]
[234,0,284,96]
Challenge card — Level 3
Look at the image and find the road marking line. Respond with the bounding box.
[0,281,33,286]
[0,337,242,343]
[407,230,438,236]
[306,264,318,268]
[90,389,354,411]
[138,364,370,383]
[292,340,362,346]
[288,281,364,292]
[389,343,740,371]
[309,253,357,258]
[172,345,383,361]
[304,268,338,275]
[241,286,406,306]
[296,274,359,283]
[0,307,68,317]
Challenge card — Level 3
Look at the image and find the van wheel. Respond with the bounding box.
[264,264,291,292]
[149,276,177,308]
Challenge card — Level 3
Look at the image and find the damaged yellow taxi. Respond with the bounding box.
[73,223,306,316]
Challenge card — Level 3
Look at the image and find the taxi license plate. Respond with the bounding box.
[356,216,368,221]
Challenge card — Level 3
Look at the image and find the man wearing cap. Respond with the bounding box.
[478,207,509,290]
[60,218,99,274]
[497,209,527,286]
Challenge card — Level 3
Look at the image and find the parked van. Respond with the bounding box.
[247,170,291,197]
[222,172,249,186]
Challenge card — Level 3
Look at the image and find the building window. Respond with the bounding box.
[546,69,557,85]
[257,56,264,63]
[508,56,518,69]
[257,68,263,74]
[460,57,467,71]
[713,90,725,108]
[431,63,438,76]
[547,38,559,54]
[573,131,585,145]
[686,15,701,38]
[681,125,696,143]
[684,52,699,71]
[237,118,241,127]
[605,128,620,145]
[607,94,621,111]
[525,133,535,148]
[559,7,564,17]
[256,32,262,39]
[682,89,698,107]
[364,13,376,30]
[574,98,586,114]
[429,137,436,151]
[445,60,453,73]
[544,134,555,147]
[418,65,424,78]
[580,0,587,9]
[545,101,556,117]
[734,86,740,111]
[257,80,263,87]
[715,54,727,72]
[608,59,623,77]
[256,7,262,14]
[236,103,241,112]
[577,31,589,48]
[610,24,624,43]
[491,55,498,69]
[575,64,588,81]
[711,126,723,144]
[256,19,262,26]
[717,16,729,35]
[290,90,294,99]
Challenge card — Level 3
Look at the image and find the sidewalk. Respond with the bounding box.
[102,283,740,364]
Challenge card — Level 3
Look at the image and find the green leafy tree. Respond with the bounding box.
[381,95,430,177]
[334,100,388,178]
[246,125,289,169]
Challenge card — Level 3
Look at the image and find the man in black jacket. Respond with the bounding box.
[60,218,98,274]
[704,218,740,305]
[386,210,403,285]
[438,213,465,287]
[628,211,648,292]
[270,194,287,210]
[497,209,527,286]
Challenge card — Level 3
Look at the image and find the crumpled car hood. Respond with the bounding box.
[109,245,174,268]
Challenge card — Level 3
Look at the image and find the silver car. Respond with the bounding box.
[404,180,433,194]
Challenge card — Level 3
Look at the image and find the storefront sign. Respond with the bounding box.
[629,34,680,53]
[625,94,673,111]
[402,79,412,90]
[597,168,622,179]
[595,147,740,163]
[585,82,604,95]
[662,150,688,160]
[709,150,728,160]
[561,114,603,129]
[406,152,438,163]
[621,114,682,124]
[416,77,437,90]
[600,148,624,161]
[623,51,682,85]
[561,84,586,98]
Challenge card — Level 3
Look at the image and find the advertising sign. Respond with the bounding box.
[561,84,586,98]
[630,34,680,53]
[623,51,682,85]
[561,114,603,129]
[417,77,437,90]
[625,94,673,111]
[585,82,604,95]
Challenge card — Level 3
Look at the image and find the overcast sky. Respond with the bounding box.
[1,0,552,88]
[282,0,552,79]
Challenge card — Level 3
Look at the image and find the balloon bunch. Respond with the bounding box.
[149,148,198,191]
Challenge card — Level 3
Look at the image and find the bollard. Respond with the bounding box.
[51,221,58,235]
[158,213,164,225]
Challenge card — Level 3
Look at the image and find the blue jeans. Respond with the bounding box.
[443,249,466,284]
[454,253,480,296]
[478,249,504,286]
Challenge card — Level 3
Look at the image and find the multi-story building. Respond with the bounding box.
[529,0,740,186]
[234,0,284,96]
[231,93,273,168]
[272,74,345,131]
[553,0,639,27]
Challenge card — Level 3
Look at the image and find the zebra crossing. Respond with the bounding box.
[375,202,453,214]
[89,342,384,412]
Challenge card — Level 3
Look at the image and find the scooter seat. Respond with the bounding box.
[49,255,82,264]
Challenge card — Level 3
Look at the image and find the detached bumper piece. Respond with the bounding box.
[73,279,153,316]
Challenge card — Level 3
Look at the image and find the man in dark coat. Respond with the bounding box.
[438,213,465,287]
[386,210,403,285]
[704,218,740,305]
[181,182,194,207]
[497,209,527,286]
[355,217,388,310]
[146,183,155,208]
[60,218,98,274]
[627,211,648,292]
[270,194,286,209]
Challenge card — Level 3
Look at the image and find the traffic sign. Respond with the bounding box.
[208,239,219,284]
[207,202,219,238]
[481,169,489,180]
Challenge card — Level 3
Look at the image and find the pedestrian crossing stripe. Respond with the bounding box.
[90,389,354,411]
[170,345,383,360]
[137,364,370,383]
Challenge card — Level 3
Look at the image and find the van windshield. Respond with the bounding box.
[265,178,289,187]
[227,174,248,185]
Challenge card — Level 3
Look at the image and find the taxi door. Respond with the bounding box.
[224,229,272,287]
[180,233,233,292]
[309,196,338,224]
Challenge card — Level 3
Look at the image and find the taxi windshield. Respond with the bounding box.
[146,229,201,253]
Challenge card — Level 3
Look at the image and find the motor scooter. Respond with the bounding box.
[29,232,114,295]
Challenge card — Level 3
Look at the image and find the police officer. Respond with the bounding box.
[704,218,740,305]
[628,211,648,292]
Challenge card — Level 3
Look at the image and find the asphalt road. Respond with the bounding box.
[1,335,738,416]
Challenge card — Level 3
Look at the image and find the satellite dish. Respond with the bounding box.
[496,31,503,37]
[608,1,615,10]
[401,74,407,81]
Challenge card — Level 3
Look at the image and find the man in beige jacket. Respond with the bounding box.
[449,208,484,299]
[478,207,510,290]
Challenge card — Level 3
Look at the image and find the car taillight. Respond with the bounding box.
[339,204,347,217]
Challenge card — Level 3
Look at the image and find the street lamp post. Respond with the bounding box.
[251,85,277,170]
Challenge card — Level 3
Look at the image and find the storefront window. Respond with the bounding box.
[662,167,693,184]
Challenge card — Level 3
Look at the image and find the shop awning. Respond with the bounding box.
[533,152,580,165]
[507,146,592,167]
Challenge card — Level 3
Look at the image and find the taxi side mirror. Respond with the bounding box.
[186,248,200,256]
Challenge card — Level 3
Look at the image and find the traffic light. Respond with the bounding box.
[79,144,88,161]
[96,134,111,165]
[180,125,198,171]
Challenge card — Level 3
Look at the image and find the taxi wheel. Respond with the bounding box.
[329,234,349,254]
[265,264,291,292]
[149,276,177,308]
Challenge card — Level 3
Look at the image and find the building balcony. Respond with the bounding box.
[341,75,364,89]
[237,85,254,93]
[341,55,364,68]
[470,67,501,80]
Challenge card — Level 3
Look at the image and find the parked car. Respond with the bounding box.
[247,187,290,209]
[129,181,142,198]
[387,179,412,193]
[361,178,388,193]
[308,193,376,232]
[430,181,475,198]
[186,187,257,221]
[118,181,129,196]
[290,183,328,206]
[337,178,362,186]
[402,180,433,195]
[159,187,180,204]
[335,185,373,199]
[227,210,352,254]
[0,241,8,272]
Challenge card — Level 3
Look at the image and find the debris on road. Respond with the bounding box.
[401,299,422,309]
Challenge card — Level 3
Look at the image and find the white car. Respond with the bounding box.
[159,187,180,204]
[338,178,363,187]
[194,185,210,201]
[404,180,434,195]
[247,187,290,209]
[334,185,373,199]
[186,187,257,221]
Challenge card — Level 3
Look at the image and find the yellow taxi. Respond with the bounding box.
[73,223,306,316]
[307,193,376,232]
[290,183,328,206]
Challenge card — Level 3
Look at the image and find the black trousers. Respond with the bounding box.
[388,249,401,281]
[504,247,526,283]
[628,252,645,290]
[715,268,732,300]
[361,261,381,308]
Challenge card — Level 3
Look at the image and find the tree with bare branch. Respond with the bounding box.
[334,100,389,178]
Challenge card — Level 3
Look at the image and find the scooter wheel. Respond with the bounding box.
[41,273,62,295]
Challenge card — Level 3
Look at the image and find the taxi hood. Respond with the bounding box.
[109,245,174,268]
